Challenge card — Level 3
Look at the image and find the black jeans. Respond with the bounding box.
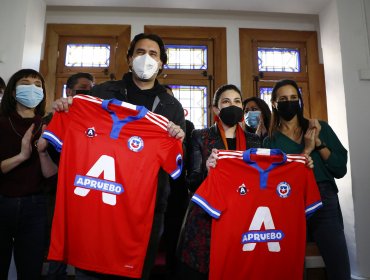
[0,194,47,279]
[307,182,351,280]
[46,260,68,280]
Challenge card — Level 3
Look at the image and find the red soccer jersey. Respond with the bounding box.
[43,95,183,278]
[192,148,322,280]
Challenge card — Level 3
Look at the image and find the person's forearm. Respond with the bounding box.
[0,154,28,174]
[39,152,58,177]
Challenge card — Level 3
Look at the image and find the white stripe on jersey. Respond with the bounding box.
[287,154,307,164]
[305,201,323,214]
[192,195,221,218]
[146,111,169,125]
[218,150,243,160]
[74,94,103,104]
[145,112,169,131]
[43,131,63,147]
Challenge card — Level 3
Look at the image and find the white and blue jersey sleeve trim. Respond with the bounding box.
[305,201,323,218]
[170,153,183,180]
[42,130,63,152]
[191,194,221,219]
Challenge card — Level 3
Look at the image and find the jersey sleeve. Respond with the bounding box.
[191,168,226,219]
[42,110,71,152]
[304,167,323,217]
[158,137,183,180]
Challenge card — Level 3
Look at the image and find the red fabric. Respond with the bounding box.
[44,95,183,278]
[192,149,322,280]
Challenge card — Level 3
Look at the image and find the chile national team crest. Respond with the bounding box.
[128,136,144,152]
[276,182,291,198]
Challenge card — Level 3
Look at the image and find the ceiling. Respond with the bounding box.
[45,0,331,15]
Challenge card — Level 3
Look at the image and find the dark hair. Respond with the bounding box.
[269,79,308,137]
[243,96,271,132]
[0,77,5,90]
[66,72,94,90]
[126,33,168,75]
[0,69,46,116]
[212,84,242,107]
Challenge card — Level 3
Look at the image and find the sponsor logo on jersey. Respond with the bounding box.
[74,175,123,195]
[86,127,97,137]
[242,207,283,252]
[276,181,291,198]
[237,183,248,195]
[242,229,285,243]
[73,155,121,206]
[128,136,144,152]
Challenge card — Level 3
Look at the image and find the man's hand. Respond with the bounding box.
[167,121,185,142]
[52,96,73,112]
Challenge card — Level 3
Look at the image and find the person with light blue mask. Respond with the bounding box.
[243,96,271,143]
[0,69,58,279]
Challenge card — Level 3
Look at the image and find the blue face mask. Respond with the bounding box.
[15,84,44,108]
[244,111,261,129]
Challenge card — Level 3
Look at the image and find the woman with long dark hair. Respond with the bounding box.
[263,79,350,280]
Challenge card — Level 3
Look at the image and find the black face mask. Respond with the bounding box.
[219,106,243,127]
[277,100,301,121]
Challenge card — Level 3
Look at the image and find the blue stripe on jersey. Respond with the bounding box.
[242,148,287,189]
[42,130,63,152]
[305,201,323,218]
[102,99,149,139]
[191,194,221,219]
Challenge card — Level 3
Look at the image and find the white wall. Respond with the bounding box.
[0,0,46,82]
[320,0,370,278]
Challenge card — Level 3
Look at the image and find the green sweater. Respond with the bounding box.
[263,120,347,191]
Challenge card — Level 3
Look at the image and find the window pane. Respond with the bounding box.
[258,48,300,72]
[169,85,207,129]
[65,44,110,67]
[164,45,207,70]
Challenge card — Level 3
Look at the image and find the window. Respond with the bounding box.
[165,45,208,70]
[258,47,300,72]
[168,85,208,129]
[65,43,111,68]
[145,26,227,128]
[41,24,131,104]
[239,29,327,120]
